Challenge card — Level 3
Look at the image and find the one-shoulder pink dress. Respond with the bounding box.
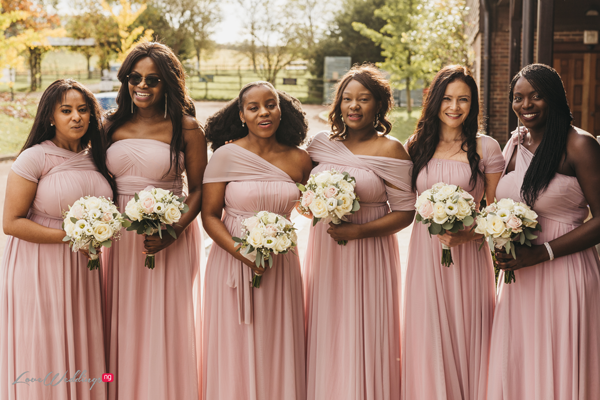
[104,139,202,400]
[402,135,504,400]
[0,141,112,399]
[201,144,306,400]
[487,131,600,399]
[303,132,416,400]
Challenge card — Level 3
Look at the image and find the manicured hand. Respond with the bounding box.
[327,221,361,242]
[143,231,176,255]
[495,244,549,271]
[438,227,477,248]
[79,247,102,260]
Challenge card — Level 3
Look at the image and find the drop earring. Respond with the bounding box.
[50,123,54,126]
[164,94,168,119]
[373,114,379,129]
[131,99,134,114]
[242,121,245,127]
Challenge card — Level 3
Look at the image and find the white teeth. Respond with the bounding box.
[136,92,150,97]
[447,114,460,117]
[523,114,536,118]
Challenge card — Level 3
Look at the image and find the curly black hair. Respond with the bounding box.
[205,81,308,151]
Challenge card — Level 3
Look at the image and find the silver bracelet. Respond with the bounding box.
[544,242,555,261]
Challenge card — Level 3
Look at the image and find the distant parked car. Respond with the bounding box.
[94,92,118,112]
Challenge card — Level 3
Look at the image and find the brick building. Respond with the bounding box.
[466,0,600,145]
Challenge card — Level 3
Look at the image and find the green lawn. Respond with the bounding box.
[389,107,422,144]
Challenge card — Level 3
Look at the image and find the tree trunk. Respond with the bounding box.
[29,47,41,92]
[406,76,412,113]
[87,54,92,79]
[196,45,202,77]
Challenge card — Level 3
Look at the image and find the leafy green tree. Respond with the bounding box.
[354,0,469,112]
[308,0,387,79]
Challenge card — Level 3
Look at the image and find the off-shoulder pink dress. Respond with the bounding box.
[402,135,504,400]
[303,132,416,400]
[201,144,305,400]
[0,141,112,399]
[487,131,600,399]
[104,139,202,400]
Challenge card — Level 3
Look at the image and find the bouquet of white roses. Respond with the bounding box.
[63,196,126,270]
[475,198,541,284]
[297,168,360,245]
[415,182,477,267]
[122,187,189,269]
[232,211,298,288]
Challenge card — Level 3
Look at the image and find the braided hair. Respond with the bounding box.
[205,81,308,151]
[510,64,573,206]
[407,65,484,191]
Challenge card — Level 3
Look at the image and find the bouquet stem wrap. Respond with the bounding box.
[441,243,453,268]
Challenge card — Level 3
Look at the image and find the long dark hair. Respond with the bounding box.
[205,81,308,151]
[328,63,393,139]
[105,41,196,177]
[21,79,117,199]
[407,65,483,191]
[510,64,573,206]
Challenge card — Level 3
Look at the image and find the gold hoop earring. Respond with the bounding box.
[164,94,168,119]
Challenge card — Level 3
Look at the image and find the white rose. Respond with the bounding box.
[432,182,445,190]
[315,171,333,186]
[266,213,278,224]
[486,215,507,238]
[125,198,142,221]
[336,193,354,215]
[153,203,166,215]
[85,197,102,210]
[438,184,458,198]
[247,228,264,248]
[153,188,169,201]
[93,222,113,242]
[497,198,515,211]
[494,237,510,249]
[310,197,330,219]
[432,202,448,224]
[330,173,344,183]
[274,235,292,253]
[163,204,182,224]
[433,191,448,202]
[65,221,75,237]
[523,208,538,227]
[456,198,472,218]
[474,216,488,235]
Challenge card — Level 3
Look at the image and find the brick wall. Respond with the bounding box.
[554,31,584,42]
[487,5,510,144]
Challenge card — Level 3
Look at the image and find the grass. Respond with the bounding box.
[0,95,37,155]
[389,107,422,144]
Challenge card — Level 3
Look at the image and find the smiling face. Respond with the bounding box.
[340,79,379,133]
[239,85,281,139]
[437,79,471,132]
[512,76,548,132]
[50,89,90,143]
[128,57,164,111]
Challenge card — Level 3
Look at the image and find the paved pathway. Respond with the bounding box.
[0,101,411,278]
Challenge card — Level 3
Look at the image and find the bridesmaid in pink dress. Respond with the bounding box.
[303,65,415,400]
[201,82,312,400]
[102,42,206,400]
[488,64,600,399]
[0,79,115,399]
[402,65,504,400]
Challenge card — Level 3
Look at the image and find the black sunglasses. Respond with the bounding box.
[126,73,161,88]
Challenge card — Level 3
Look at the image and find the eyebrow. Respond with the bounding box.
[131,71,160,76]
[246,99,277,105]
[60,104,88,108]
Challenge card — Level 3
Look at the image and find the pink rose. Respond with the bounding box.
[418,200,434,220]
[71,204,84,219]
[264,225,278,237]
[323,186,338,198]
[245,216,259,232]
[102,212,113,222]
[486,204,497,213]
[506,215,522,231]
[140,196,155,213]
[302,190,316,207]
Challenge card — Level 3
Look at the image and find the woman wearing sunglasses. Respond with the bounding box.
[102,42,206,400]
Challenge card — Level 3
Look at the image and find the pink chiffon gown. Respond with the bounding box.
[104,139,202,400]
[303,132,416,400]
[487,131,600,399]
[402,134,504,400]
[0,141,111,399]
[201,144,305,400]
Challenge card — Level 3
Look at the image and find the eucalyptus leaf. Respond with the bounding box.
[519,232,525,245]
[134,192,140,202]
[504,241,511,254]
[70,217,78,224]
[296,183,306,192]
[89,243,96,254]
[415,214,422,222]
[268,253,273,268]
[442,222,453,230]
[166,225,177,239]
[182,204,189,213]
[352,200,360,212]
[145,226,154,235]
[429,223,442,235]
[462,215,474,226]
[232,237,243,243]
[255,256,261,267]
[63,235,71,242]
[313,217,319,227]
[121,220,131,228]
[510,245,516,259]
[101,240,112,248]
[524,230,537,240]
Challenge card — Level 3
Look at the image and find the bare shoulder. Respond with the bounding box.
[568,126,600,158]
[182,115,206,143]
[377,134,411,160]
[287,146,313,173]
